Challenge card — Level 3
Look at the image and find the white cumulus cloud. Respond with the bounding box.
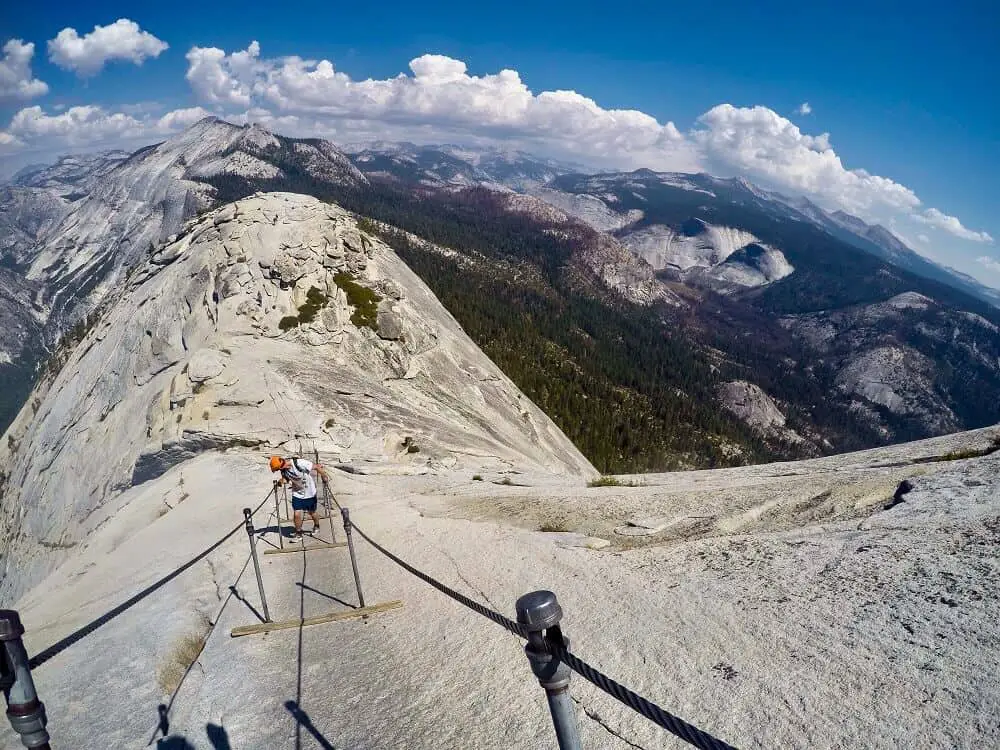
[692,104,921,215]
[797,102,812,115]
[1,104,209,153]
[7,105,144,143]
[183,44,699,170]
[155,106,211,131]
[915,208,993,243]
[48,19,168,76]
[0,40,48,101]
[185,41,261,107]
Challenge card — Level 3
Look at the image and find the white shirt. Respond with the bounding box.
[282,458,316,499]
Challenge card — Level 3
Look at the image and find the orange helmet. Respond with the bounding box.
[269,455,284,472]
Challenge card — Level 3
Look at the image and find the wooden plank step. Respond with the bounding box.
[263,541,346,555]
[230,600,404,637]
[277,514,333,523]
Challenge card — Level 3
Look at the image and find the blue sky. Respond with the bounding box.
[2,0,998,283]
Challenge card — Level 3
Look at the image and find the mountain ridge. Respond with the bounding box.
[3,119,1000,471]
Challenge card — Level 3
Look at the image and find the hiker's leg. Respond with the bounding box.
[308,511,320,530]
[293,509,303,534]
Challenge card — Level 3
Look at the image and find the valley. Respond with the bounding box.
[4,119,1000,474]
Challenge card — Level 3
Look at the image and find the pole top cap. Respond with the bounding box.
[0,610,25,641]
[515,590,562,631]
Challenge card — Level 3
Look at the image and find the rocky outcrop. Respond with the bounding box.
[718,380,807,447]
[718,380,787,430]
[0,192,595,602]
[501,192,682,307]
[834,346,959,433]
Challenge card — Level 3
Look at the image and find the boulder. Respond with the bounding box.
[187,349,227,383]
[377,306,405,341]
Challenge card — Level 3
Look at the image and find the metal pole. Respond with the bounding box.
[283,485,291,525]
[243,508,271,623]
[515,591,582,750]
[340,508,366,608]
[323,479,337,543]
[273,481,283,549]
[0,610,51,750]
[314,449,336,540]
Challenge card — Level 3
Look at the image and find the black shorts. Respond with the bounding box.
[291,495,318,513]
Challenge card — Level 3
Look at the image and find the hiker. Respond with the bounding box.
[269,455,329,538]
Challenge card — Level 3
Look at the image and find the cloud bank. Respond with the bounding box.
[916,208,993,243]
[182,43,700,170]
[693,104,921,216]
[0,40,48,101]
[4,105,209,149]
[48,19,168,76]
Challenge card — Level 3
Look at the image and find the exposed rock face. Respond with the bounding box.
[0,192,594,602]
[523,186,644,232]
[834,346,958,432]
[621,220,794,291]
[718,380,787,431]
[780,291,994,435]
[716,380,810,449]
[501,192,682,307]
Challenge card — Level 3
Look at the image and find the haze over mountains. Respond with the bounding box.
[3,117,1000,473]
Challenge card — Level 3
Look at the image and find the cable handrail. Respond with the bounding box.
[27,487,275,670]
[348,518,737,750]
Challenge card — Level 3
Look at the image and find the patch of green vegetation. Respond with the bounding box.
[38,539,77,549]
[472,474,483,481]
[926,436,1000,463]
[277,286,328,331]
[588,476,622,487]
[333,272,381,329]
[538,522,570,533]
[587,475,643,487]
[297,286,328,324]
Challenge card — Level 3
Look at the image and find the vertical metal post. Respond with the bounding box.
[282,485,291,525]
[340,508,366,608]
[273,481,283,549]
[323,479,337,543]
[0,610,51,750]
[515,591,582,750]
[312,448,336,539]
[243,508,271,623]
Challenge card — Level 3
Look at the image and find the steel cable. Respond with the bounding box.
[349,520,737,750]
[28,488,276,670]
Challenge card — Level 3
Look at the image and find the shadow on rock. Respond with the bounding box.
[206,723,232,749]
[285,700,337,749]
[157,737,195,750]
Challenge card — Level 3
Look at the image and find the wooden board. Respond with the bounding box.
[278,514,333,523]
[230,600,404,637]
[263,541,346,555]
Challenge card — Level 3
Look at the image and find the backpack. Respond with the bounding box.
[283,458,308,492]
